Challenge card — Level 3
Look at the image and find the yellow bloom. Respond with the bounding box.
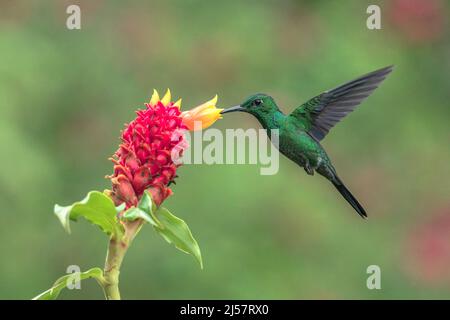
[181,95,223,131]
[147,89,222,131]
[149,89,173,106]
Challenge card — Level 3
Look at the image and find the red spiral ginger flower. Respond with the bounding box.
[106,89,222,209]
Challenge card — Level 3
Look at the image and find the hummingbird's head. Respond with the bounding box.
[221,93,279,118]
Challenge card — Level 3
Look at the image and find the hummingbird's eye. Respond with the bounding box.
[254,99,262,106]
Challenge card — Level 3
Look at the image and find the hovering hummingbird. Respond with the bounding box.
[221,66,393,218]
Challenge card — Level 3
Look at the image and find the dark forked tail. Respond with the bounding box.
[331,176,367,219]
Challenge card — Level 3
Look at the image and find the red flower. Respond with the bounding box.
[403,205,450,286]
[388,0,446,44]
[107,89,187,208]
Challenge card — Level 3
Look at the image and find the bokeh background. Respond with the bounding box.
[1,0,449,299]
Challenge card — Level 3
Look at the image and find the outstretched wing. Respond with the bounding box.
[290,66,393,141]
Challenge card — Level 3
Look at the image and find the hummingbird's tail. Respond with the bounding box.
[331,176,367,219]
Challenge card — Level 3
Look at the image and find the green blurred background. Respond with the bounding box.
[1,0,449,299]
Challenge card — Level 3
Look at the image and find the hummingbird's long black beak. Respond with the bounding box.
[221,105,245,114]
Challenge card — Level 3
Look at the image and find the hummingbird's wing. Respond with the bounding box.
[290,66,393,141]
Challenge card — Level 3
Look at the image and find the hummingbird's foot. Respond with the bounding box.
[304,163,314,176]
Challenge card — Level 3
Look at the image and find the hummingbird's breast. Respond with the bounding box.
[277,128,307,166]
[277,125,329,169]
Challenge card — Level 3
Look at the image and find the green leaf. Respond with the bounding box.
[122,191,158,226]
[115,202,126,214]
[123,207,157,226]
[138,190,153,213]
[54,191,124,238]
[154,207,203,269]
[32,267,104,300]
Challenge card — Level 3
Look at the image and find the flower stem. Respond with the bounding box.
[103,238,126,299]
[102,220,143,300]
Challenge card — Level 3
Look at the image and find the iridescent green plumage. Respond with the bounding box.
[222,66,394,218]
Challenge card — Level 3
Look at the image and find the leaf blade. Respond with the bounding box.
[123,207,157,226]
[32,267,104,300]
[121,191,158,226]
[154,207,203,269]
[54,191,123,238]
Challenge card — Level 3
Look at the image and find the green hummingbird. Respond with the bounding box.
[221,66,393,218]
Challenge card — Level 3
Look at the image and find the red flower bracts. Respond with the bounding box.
[107,89,187,208]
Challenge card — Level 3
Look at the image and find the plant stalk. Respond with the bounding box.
[102,220,143,300]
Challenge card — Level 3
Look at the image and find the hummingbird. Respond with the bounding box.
[221,66,393,218]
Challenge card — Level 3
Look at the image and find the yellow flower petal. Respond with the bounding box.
[150,89,160,105]
[189,95,219,116]
[181,95,223,131]
[199,95,218,110]
[174,98,182,108]
[161,88,171,105]
[201,116,221,129]
[206,94,218,107]
[197,108,222,118]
